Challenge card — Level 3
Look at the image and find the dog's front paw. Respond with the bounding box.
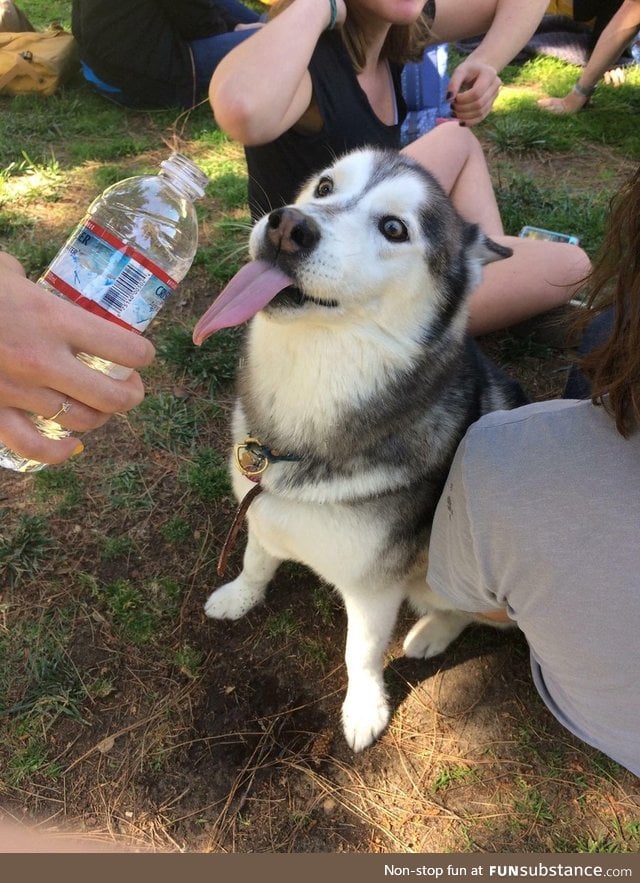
[402,611,470,659]
[341,680,390,752]
[204,576,266,621]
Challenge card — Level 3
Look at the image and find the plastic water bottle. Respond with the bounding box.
[0,153,209,473]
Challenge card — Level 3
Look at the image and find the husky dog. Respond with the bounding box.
[193,148,526,752]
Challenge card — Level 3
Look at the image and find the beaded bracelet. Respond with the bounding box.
[328,0,337,30]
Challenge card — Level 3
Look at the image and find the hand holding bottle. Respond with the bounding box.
[0,153,208,472]
[0,251,155,466]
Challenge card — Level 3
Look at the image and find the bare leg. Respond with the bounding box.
[431,0,544,43]
[402,123,591,334]
[340,584,405,752]
[468,235,590,335]
[402,122,504,235]
[204,527,281,620]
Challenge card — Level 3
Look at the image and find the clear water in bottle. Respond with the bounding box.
[0,153,208,473]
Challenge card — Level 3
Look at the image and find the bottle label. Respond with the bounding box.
[42,219,178,334]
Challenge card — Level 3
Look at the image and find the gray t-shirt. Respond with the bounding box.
[427,398,640,776]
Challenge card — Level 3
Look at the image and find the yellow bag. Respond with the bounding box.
[546,1,573,15]
[0,26,79,96]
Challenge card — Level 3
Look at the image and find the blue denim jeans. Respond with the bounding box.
[190,27,258,93]
[563,309,614,398]
[214,0,261,24]
[190,0,261,92]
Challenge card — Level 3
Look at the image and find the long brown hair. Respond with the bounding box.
[576,165,640,437]
[267,0,435,69]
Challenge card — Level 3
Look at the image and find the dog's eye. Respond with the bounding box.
[379,216,409,242]
[315,176,334,198]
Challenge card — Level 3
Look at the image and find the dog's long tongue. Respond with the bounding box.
[193,260,294,344]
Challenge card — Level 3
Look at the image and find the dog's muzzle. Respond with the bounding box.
[266,207,320,255]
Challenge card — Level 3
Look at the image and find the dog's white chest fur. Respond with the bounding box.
[244,310,425,448]
[247,487,390,588]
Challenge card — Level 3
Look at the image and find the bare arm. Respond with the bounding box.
[0,253,154,464]
[209,0,346,145]
[576,0,640,87]
[440,0,548,74]
[434,0,548,124]
[539,0,640,112]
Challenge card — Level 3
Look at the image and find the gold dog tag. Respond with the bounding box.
[234,438,269,479]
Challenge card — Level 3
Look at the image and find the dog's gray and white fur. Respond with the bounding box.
[198,148,527,752]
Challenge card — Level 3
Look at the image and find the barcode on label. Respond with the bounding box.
[102,262,152,314]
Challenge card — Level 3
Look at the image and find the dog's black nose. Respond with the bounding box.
[267,207,320,253]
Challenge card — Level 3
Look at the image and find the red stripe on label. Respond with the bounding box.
[84,219,178,288]
[43,271,142,334]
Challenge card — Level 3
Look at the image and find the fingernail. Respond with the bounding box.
[71,442,84,457]
[458,121,466,127]
[446,91,453,101]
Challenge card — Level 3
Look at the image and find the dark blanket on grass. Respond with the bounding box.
[456,14,635,68]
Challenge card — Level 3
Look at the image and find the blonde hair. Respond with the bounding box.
[267,0,435,69]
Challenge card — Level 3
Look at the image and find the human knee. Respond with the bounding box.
[427,120,480,154]
[403,121,482,172]
[573,244,592,280]
[559,242,591,288]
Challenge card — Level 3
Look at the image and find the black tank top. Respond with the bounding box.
[245,31,406,220]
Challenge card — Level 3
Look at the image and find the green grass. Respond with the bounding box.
[431,765,479,793]
[96,577,182,646]
[300,637,329,667]
[133,393,203,453]
[0,604,87,785]
[0,514,56,587]
[100,534,135,562]
[312,584,339,627]
[182,447,232,502]
[102,463,155,511]
[493,171,608,249]
[156,325,243,394]
[193,221,250,284]
[32,464,83,512]
[513,779,555,826]
[174,643,205,679]
[0,93,153,169]
[16,0,71,29]
[161,516,193,545]
[0,607,82,718]
[265,609,299,639]
[99,579,158,645]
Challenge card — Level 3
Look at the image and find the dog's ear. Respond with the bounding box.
[464,223,513,266]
